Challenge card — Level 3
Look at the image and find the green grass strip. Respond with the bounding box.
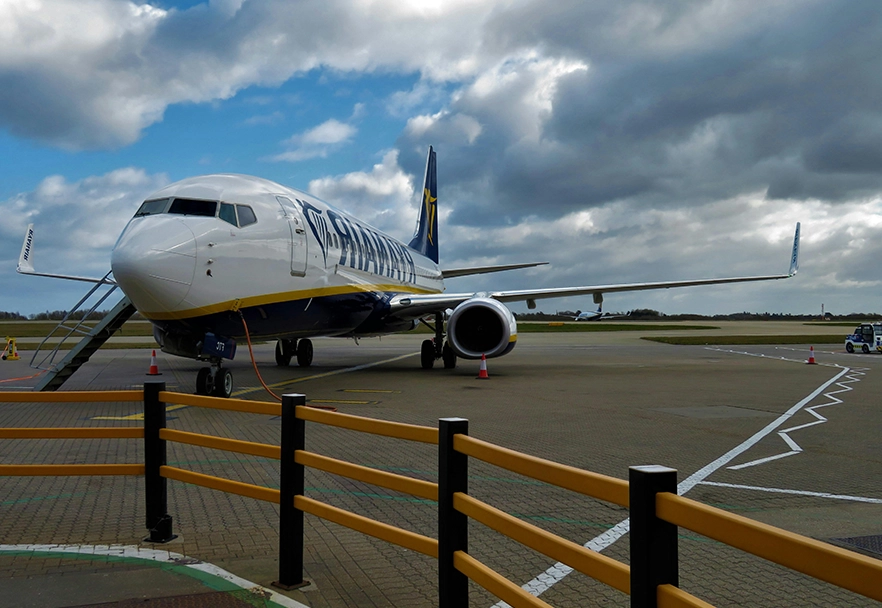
[642,335,844,345]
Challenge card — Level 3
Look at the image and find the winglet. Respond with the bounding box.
[407,146,439,263]
[789,222,800,276]
[17,223,35,274]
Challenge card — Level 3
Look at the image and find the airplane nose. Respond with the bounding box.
[111,218,197,314]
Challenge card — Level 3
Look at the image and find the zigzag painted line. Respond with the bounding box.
[728,367,866,470]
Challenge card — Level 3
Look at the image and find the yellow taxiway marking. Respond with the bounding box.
[233,352,418,399]
[340,389,401,394]
[92,404,189,421]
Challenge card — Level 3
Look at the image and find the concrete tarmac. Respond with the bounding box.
[1,323,880,607]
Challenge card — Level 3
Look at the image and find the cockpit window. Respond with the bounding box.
[237,205,257,227]
[134,198,169,217]
[168,198,218,217]
[131,196,255,227]
[219,202,238,226]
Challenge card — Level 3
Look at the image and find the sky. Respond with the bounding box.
[2,0,882,318]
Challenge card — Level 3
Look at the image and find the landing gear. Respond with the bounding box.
[419,312,458,370]
[421,339,435,369]
[196,367,212,395]
[442,342,457,369]
[195,361,233,398]
[297,339,313,367]
[275,339,296,366]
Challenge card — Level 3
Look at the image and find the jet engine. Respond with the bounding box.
[446,297,517,359]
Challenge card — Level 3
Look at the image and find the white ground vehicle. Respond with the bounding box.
[844,323,882,353]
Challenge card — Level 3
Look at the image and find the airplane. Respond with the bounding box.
[573,305,625,321]
[18,147,801,398]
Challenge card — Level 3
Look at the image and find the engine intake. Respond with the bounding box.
[447,297,517,359]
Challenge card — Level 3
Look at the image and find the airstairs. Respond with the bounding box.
[32,272,137,391]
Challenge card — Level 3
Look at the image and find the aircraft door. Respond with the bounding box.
[276,196,308,277]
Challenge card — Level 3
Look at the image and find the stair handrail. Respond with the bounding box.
[30,271,119,371]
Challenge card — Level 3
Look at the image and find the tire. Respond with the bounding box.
[213,368,233,398]
[196,367,212,395]
[862,344,870,354]
[442,342,457,369]
[846,342,854,353]
[297,339,314,367]
[421,339,435,369]
[275,340,292,366]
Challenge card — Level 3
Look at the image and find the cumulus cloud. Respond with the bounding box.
[307,149,418,237]
[271,118,358,162]
[0,168,168,272]
[0,0,502,149]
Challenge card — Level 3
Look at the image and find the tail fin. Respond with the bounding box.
[408,146,439,263]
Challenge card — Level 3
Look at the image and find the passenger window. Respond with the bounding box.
[168,198,218,217]
[219,203,238,226]
[236,205,257,227]
[134,198,169,217]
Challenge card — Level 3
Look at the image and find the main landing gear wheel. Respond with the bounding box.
[862,344,870,354]
[275,339,296,366]
[442,341,457,369]
[297,339,313,367]
[421,339,435,369]
[846,342,855,353]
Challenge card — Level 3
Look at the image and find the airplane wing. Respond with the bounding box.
[442,261,548,279]
[17,224,116,285]
[391,223,800,319]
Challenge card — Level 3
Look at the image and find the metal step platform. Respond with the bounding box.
[32,273,137,391]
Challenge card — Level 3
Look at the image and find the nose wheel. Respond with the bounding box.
[196,362,233,398]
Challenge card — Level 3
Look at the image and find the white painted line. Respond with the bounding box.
[705,346,849,367]
[726,367,862,471]
[728,450,800,470]
[0,544,309,608]
[779,432,803,452]
[491,366,852,607]
[698,481,882,504]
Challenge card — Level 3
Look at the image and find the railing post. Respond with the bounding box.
[143,381,175,543]
[629,465,678,608]
[438,417,469,608]
[274,393,309,589]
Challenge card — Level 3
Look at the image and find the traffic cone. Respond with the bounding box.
[147,350,162,375]
[807,346,817,365]
[477,353,489,379]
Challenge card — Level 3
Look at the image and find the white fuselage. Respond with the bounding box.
[111,174,443,343]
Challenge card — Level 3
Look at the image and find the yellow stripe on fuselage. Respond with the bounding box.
[140,283,442,321]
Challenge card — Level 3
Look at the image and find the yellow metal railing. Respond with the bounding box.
[453,551,553,608]
[0,390,142,402]
[656,492,882,602]
[657,584,716,608]
[160,428,280,459]
[295,495,438,557]
[295,404,439,444]
[453,434,629,507]
[3,387,882,607]
[453,492,630,593]
[295,450,438,501]
[159,391,281,416]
